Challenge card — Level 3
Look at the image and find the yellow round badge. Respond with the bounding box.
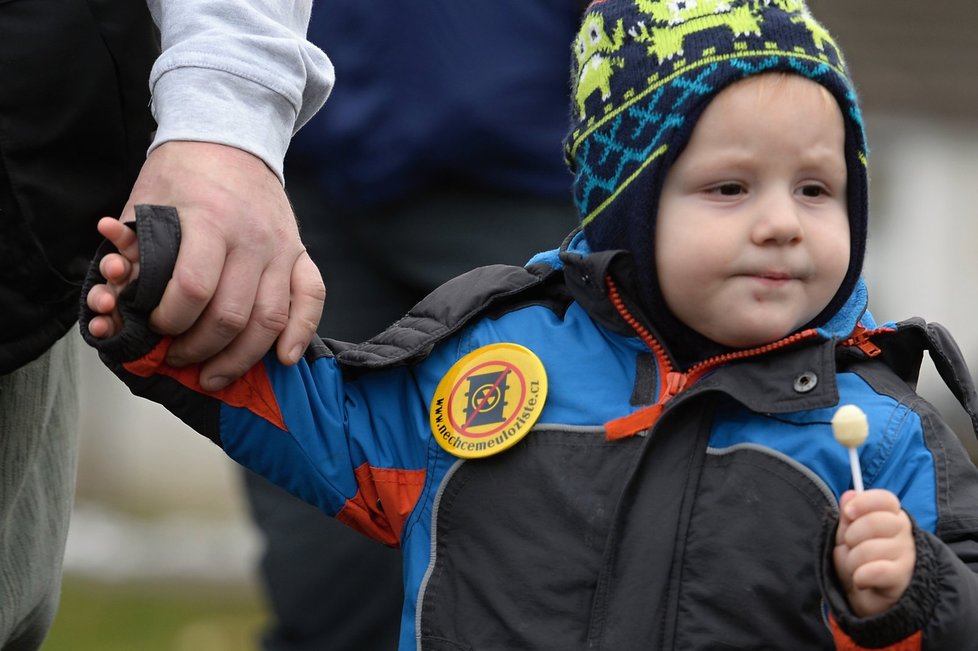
[429,343,548,459]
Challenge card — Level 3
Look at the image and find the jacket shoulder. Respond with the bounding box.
[320,262,569,370]
[840,318,978,441]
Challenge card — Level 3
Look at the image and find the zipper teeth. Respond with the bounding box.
[605,274,820,385]
[684,329,819,382]
[605,276,674,375]
[839,325,868,348]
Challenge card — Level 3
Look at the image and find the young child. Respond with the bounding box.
[83,1,978,649]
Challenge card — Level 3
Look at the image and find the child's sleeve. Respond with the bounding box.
[79,205,432,547]
[818,395,978,650]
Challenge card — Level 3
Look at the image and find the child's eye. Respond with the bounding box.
[709,183,744,196]
[799,184,827,198]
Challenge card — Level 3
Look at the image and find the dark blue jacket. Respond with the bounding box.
[287,1,583,206]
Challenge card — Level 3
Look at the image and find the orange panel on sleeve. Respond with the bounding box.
[336,464,427,548]
[829,616,922,651]
[123,337,286,430]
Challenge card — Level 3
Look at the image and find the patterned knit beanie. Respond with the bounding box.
[566,0,868,354]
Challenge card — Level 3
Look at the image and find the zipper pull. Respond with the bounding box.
[843,327,882,358]
[664,371,687,399]
[854,337,882,357]
[605,371,688,441]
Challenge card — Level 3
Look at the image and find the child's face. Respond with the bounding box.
[655,73,850,349]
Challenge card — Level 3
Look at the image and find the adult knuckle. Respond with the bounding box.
[298,313,320,333]
[171,269,213,304]
[301,277,327,304]
[252,303,290,334]
[213,308,250,336]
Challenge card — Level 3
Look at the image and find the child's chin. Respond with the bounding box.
[706,323,794,350]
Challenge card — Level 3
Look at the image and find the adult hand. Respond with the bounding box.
[121,140,325,390]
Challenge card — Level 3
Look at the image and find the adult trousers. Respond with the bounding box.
[0,332,80,650]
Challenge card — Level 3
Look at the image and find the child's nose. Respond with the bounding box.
[751,190,804,245]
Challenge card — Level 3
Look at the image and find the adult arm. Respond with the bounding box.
[124,0,334,390]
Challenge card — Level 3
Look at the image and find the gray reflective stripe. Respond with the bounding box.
[534,423,648,437]
[707,443,840,513]
[531,423,606,434]
[415,458,466,651]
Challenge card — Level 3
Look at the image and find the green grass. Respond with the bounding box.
[42,577,267,651]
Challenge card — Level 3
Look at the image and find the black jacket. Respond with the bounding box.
[0,0,157,373]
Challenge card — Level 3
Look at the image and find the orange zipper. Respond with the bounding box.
[603,275,820,440]
[839,324,893,358]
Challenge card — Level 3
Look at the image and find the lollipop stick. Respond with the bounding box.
[848,447,864,493]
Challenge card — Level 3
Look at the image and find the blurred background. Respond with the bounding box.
[44,2,978,649]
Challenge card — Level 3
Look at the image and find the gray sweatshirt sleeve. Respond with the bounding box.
[145,0,334,183]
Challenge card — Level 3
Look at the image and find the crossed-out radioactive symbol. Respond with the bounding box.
[463,370,510,429]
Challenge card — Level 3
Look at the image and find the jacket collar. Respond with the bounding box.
[540,228,871,350]
[539,229,651,339]
[534,230,872,434]
[683,336,841,414]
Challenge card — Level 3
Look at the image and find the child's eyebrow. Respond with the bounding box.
[702,143,846,169]
[795,146,848,173]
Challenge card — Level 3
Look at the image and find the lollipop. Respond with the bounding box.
[832,404,868,492]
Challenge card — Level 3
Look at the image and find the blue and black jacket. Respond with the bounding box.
[82,206,978,651]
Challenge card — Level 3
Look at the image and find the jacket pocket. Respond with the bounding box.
[674,444,838,650]
[417,428,642,651]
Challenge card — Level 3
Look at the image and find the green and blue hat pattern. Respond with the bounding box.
[566,0,869,333]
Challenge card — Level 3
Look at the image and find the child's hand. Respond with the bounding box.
[86,217,141,339]
[833,489,915,617]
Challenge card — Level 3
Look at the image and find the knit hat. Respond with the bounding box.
[566,0,868,359]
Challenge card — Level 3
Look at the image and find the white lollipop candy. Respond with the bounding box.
[832,404,868,492]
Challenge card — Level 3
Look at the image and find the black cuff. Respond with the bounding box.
[818,511,940,647]
[78,204,181,363]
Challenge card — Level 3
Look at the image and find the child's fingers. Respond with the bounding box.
[87,281,125,338]
[88,218,138,341]
[841,510,910,549]
[87,284,118,315]
[851,557,914,595]
[97,216,138,260]
[842,535,906,574]
[88,315,111,338]
[88,314,119,339]
[99,252,133,284]
[832,543,854,592]
[840,489,901,521]
[838,489,857,510]
[834,492,915,617]
[835,490,857,543]
[97,218,141,286]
